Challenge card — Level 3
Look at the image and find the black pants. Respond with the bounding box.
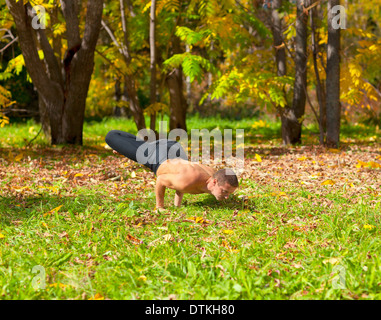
[105,130,188,175]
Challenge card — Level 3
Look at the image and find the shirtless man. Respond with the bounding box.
[105,130,239,209]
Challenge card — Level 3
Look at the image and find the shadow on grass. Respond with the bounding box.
[0,144,113,162]
[0,193,113,226]
[187,194,250,211]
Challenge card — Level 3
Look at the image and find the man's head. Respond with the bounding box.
[208,168,238,201]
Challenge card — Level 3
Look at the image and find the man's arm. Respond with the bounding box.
[174,191,184,207]
[155,177,166,209]
[155,170,197,209]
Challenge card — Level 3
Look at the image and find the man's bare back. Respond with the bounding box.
[155,159,237,209]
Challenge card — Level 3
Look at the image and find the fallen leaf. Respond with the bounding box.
[195,217,204,223]
[14,153,23,162]
[369,161,381,169]
[163,234,173,241]
[356,160,366,168]
[126,234,143,244]
[321,179,335,186]
[49,283,69,289]
[255,154,262,162]
[43,205,63,217]
[137,275,147,282]
[323,257,340,265]
[88,293,104,300]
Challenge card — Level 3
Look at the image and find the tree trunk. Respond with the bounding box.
[6,0,104,145]
[284,0,309,145]
[272,0,286,78]
[38,93,51,138]
[116,0,146,130]
[166,36,188,131]
[271,0,293,145]
[124,75,146,130]
[326,0,341,148]
[166,68,187,131]
[149,0,157,132]
[113,78,122,117]
[310,5,326,145]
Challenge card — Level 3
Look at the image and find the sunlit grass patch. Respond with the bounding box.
[0,116,380,299]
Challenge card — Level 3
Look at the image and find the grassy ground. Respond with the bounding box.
[0,115,380,300]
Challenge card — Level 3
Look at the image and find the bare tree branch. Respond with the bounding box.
[101,20,125,56]
[0,36,18,53]
[119,0,131,61]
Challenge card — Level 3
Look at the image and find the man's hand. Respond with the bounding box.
[113,150,120,155]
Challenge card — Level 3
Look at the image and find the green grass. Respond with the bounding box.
[0,115,380,299]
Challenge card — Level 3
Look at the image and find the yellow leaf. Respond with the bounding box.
[223,229,234,234]
[0,232,5,239]
[49,283,69,289]
[369,161,381,169]
[43,205,63,217]
[163,234,173,241]
[321,179,335,186]
[142,1,151,13]
[356,160,367,168]
[323,257,340,265]
[74,173,83,177]
[195,217,204,224]
[88,293,104,300]
[298,156,307,161]
[271,191,287,197]
[221,240,229,248]
[138,275,147,282]
[255,154,262,162]
[328,148,340,153]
